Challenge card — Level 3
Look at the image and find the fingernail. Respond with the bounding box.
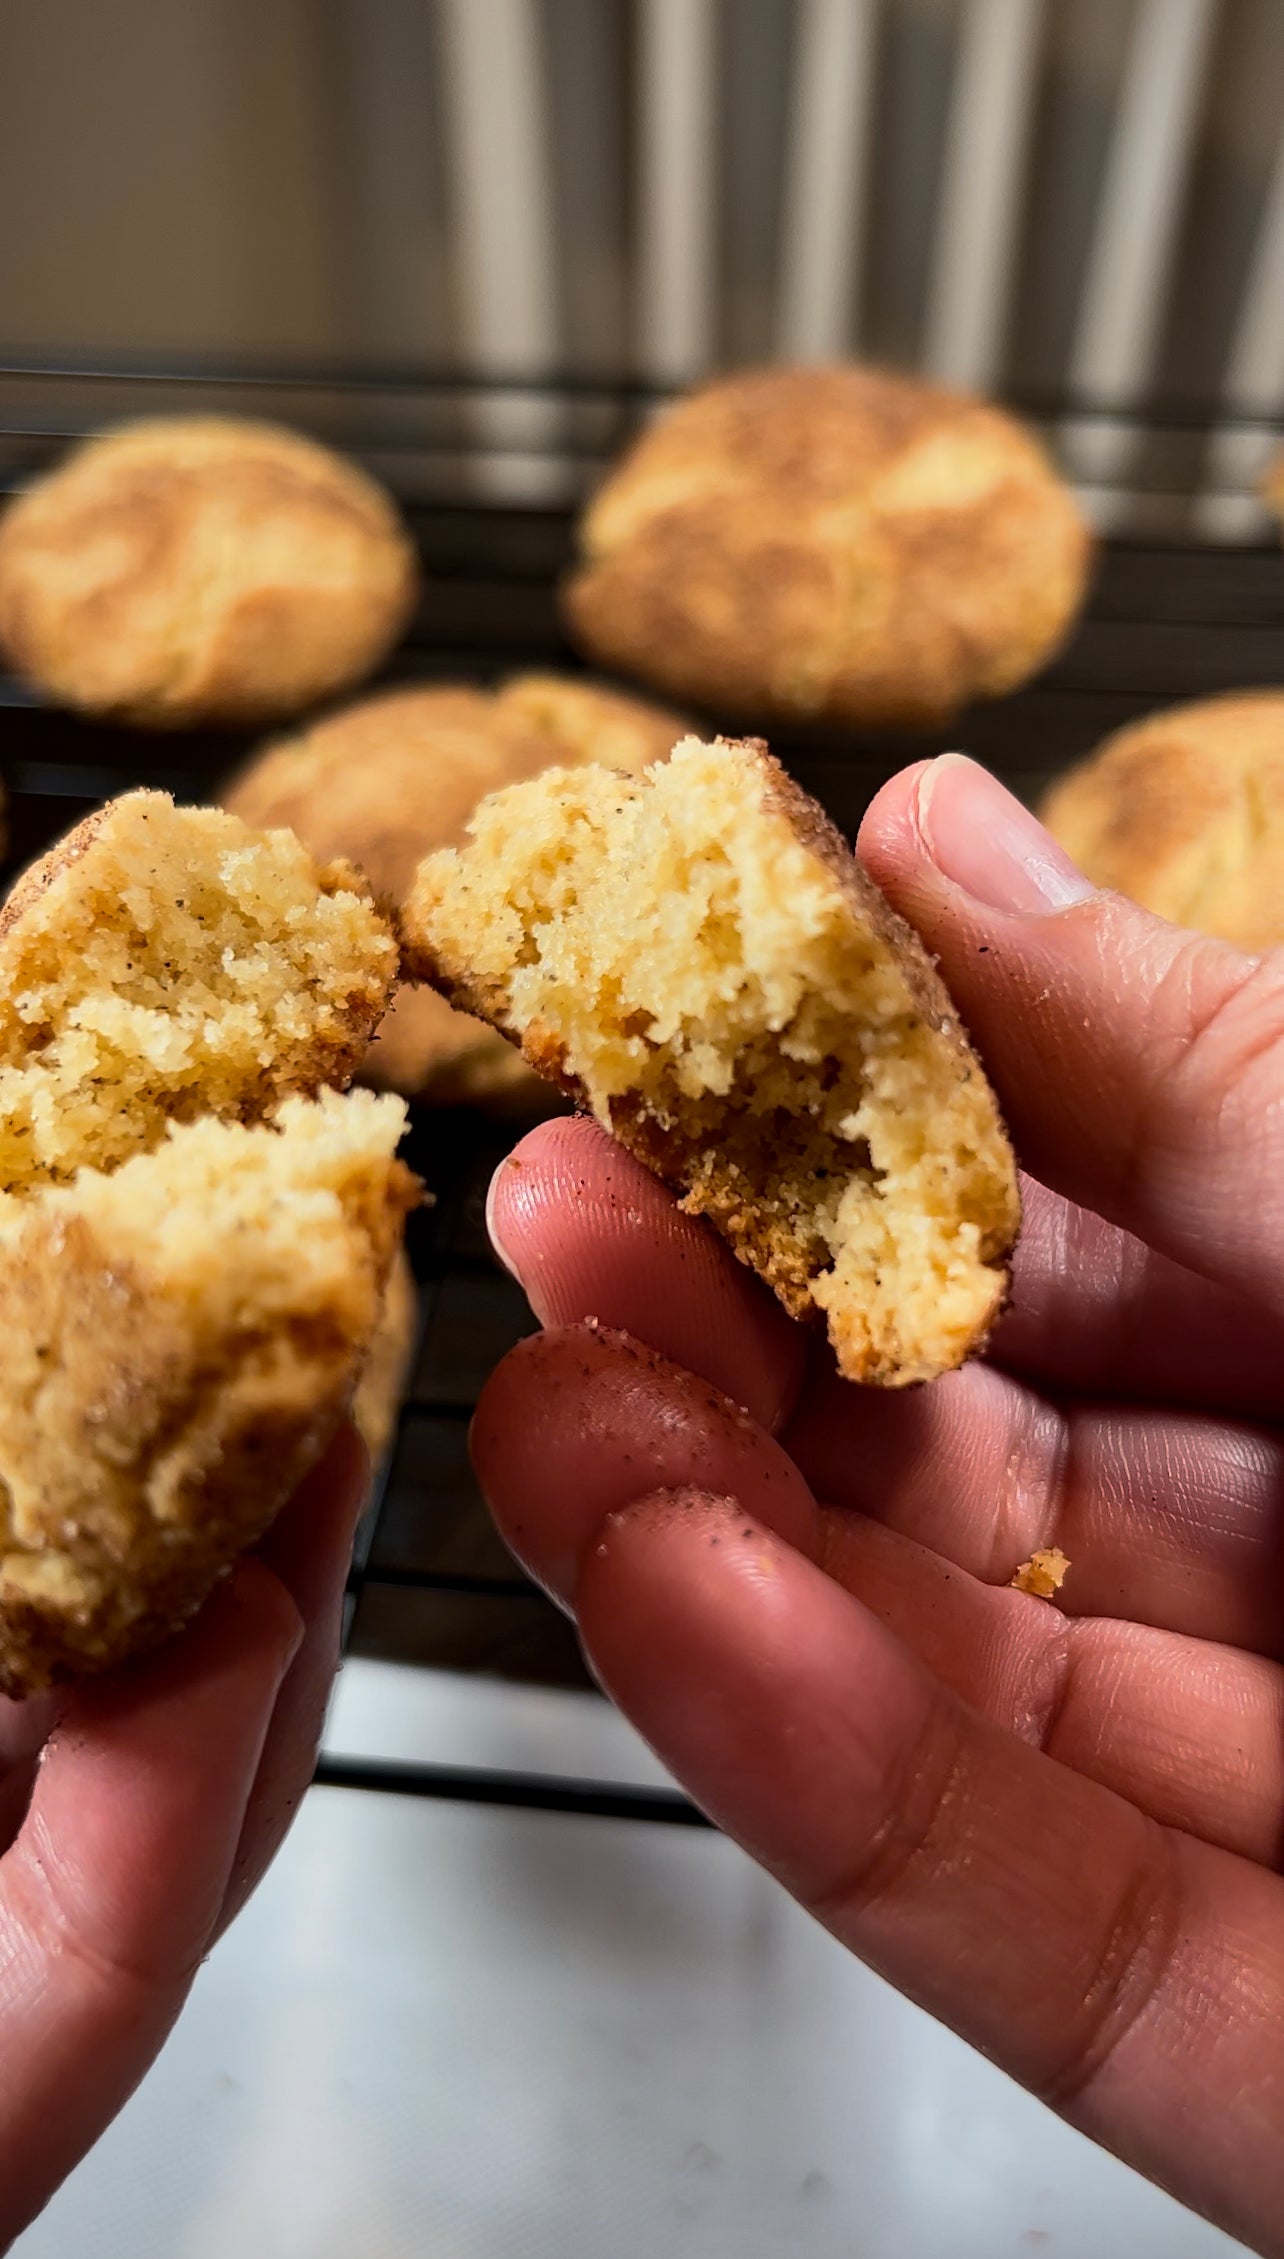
[484,1160,523,1283]
[915,754,1096,916]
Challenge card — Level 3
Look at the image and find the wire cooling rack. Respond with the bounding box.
[1,359,1281,1821]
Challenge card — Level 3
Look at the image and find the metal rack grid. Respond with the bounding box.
[1,359,1281,1825]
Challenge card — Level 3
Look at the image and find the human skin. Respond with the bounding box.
[474,753,1284,2258]
[0,1426,368,2252]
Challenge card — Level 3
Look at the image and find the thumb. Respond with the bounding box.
[858,754,1284,1316]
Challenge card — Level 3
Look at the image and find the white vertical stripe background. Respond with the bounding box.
[921,0,1043,390]
[774,0,878,361]
[1224,122,1284,414]
[413,0,1272,522]
[636,0,719,382]
[1070,0,1216,396]
[436,0,558,367]
[1065,0,1216,514]
[1200,115,1284,533]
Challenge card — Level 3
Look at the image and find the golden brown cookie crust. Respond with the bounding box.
[1040,691,1284,952]
[565,365,1092,730]
[0,416,419,726]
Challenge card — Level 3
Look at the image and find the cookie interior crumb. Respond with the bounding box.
[1010,1546,1070,1599]
[405,736,1017,1384]
[1,1087,405,1325]
[0,791,396,1190]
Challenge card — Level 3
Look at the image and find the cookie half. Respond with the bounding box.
[0,793,413,1692]
[403,737,1018,1385]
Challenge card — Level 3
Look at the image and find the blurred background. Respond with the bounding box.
[2,0,1283,519]
[0,0,1279,389]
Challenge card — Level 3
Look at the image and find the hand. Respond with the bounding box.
[0,1424,368,2252]
[473,753,1284,2259]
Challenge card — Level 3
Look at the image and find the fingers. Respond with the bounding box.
[487,1117,805,1432]
[785,1359,1284,1655]
[858,756,1284,1316]
[0,1423,365,2242]
[217,1423,369,1934]
[573,1496,1284,2253]
[0,1563,299,2247]
[486,1294,1284,1657]
[472,1324,818,1604]
[490,1118,1284,1485]
[819,1513,1284,1865]
[478,1322,1284,2242]
[996,1177,1284,1421]
[478,1325,1284,1856]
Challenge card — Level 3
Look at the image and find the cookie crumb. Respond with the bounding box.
[1010,1546,1070,1599]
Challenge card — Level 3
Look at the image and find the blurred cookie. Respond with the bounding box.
[1040,691,1284,952]
[0,417,418,726]
[224,675,687,1105]
[565,364,1091,731]
[404,735,1020,1385]
[1261,448,1284,526]
[495,673,683,772]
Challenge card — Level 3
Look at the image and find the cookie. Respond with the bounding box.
[403,736,1019,1384]
[564,365,1091,732]
[0,417,418,726]
[1040,691,1284,953]
[0,792,413,1693]
[0,791,396,1187]
[225,674,687,1105]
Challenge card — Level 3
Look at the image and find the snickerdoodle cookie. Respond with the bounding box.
[1040,692,1284,952]
[564,365,1090,732]
[0,418,418,726]
[403,736,1019,1384]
